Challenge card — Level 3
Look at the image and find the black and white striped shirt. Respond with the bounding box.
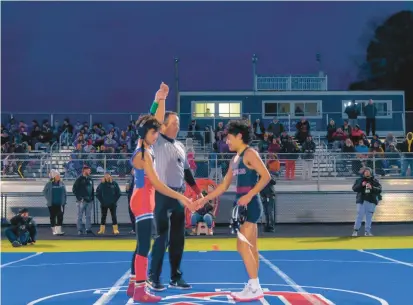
[153,134,189,188]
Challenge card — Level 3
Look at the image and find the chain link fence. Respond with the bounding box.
[1,190,412,226]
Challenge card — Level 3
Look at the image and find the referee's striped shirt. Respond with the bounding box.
[152,133,189,188]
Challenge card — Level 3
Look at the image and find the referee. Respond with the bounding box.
[147,111,202,291]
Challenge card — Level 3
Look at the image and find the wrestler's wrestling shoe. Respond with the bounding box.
[133,282,162,303]
[230,283,264,302]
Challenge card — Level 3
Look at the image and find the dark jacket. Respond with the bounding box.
[352,176,382,204]
[72,175,95,203]
[196,202,214,216]
[260,176,276,198]
[301,140,316,160]
[9,215,36,236]
[127,175,135,202]
[96,181,121,207]
[345,104,360,119]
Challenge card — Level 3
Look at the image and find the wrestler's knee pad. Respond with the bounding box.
[136,218,152,257]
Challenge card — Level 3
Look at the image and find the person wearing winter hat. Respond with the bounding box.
[43,169,67,236]
[351,167,382,236]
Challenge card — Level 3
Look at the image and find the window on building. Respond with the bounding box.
[263,101,322,118]
[193,103,215,118]
[342,100,392,118]
[218,103,241,118]
[192,101,241,118]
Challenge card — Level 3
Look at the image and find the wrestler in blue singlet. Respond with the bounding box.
[230,147,263,223]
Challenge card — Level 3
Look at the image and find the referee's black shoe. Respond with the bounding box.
[169,278,192,290]
[146,277,166,291]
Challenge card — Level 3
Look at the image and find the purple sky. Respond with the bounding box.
[2,1,412,113]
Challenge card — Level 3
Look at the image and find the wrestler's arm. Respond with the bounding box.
[244,149,271,198]
[135,151,188,203]
[202,162,233,202]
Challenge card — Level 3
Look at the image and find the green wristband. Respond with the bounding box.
[150,100,159,115]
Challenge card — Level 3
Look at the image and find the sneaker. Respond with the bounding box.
[133,282,162,303]
[230,283,264,302]
[78,230,83,235]
[129,230,135,235]
[365,231,374,237]
[169,278,192,290]
[352,230,358,237]
[146,278,166,292]
[12,241,22,247]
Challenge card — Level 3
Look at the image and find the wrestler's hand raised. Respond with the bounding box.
[155,82,169,102]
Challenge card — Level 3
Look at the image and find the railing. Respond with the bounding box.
[255,75,328,91]
[59,128,69,150]
[1,152,412,181]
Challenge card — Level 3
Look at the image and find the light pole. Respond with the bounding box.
[174,57,180,114]
[252,54,258,93]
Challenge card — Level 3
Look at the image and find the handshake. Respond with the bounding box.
[179,191,210,212]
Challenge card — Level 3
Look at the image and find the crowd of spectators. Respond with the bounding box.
[2,106,412,179]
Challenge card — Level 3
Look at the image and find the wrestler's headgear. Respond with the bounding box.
[229,205,247,234]
[136,115,161,159]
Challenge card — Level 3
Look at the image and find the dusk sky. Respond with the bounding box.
[2,1,412,114]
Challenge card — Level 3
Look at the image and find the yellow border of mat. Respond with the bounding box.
[2,237,413,253]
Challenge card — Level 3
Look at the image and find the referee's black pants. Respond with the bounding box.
[149,191,186,281]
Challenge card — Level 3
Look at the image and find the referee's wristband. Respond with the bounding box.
[150,100,159,115]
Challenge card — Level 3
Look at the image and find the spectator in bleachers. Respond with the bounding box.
[301,135,316,180]
[281,136,299,180]
[215,122,225,141]
[280,130,289,145]
[268,137,281,154]
[43,169,66,236]
[345,100,360,126]
[258,133,270,153]
[118,131,131,150]
[104,131,118,149]
[332,128,348,150]
[326,119,337,147]
[385,143,401,168]
[267,117,284,138]
[370,134,383,149]
[351,125,364,145]
[342,120,352,137]
[96,173,121,235]
[368,141,385,176]
[295,118,310,145]
[397,132,413,177]
[253,119,265,140]
[384,133,397,149]
[363,99,377,136]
